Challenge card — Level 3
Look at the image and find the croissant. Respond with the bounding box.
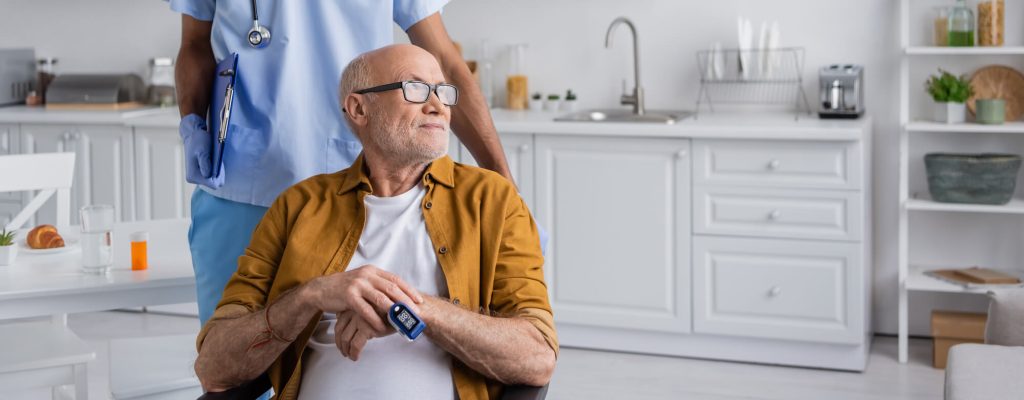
[27,224,65,249]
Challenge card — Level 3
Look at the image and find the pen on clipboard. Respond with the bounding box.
[218,68,235,144]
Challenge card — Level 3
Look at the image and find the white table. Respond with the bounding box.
[0,219,196,320]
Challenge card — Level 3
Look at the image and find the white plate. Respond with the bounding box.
[19,238,80,255]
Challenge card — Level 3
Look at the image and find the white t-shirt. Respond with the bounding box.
[298,183,455,400]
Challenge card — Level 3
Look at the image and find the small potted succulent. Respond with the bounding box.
[0,228,18,266]
[560,89,578,112]
[529,92,543,111]
[926,69,974,124]
[543,94,561,112]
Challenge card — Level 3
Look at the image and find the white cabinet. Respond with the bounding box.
[20,124,135,225]
[134,127,194,220]
[692,236,863,344]
[458,133,535,209]
[535,135,691,334]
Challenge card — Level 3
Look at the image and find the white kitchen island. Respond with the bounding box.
[0,106,872,371]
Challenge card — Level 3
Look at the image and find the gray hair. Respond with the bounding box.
[339,53,374,135]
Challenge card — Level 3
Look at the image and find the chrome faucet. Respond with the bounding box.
[605,17,644,116]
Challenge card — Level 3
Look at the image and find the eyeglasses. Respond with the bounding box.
[353,80,459,107]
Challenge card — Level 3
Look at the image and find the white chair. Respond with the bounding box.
[0,152,95,399]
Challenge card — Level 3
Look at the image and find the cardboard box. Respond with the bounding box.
[931,310,987,369]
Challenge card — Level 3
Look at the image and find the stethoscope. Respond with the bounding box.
[247,0,271,49]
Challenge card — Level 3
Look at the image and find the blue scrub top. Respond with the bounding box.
[170,0,448,207]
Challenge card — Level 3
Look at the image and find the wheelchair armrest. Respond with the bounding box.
[196,373,272,400]
[501,383,549,400]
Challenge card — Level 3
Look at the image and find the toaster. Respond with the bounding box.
[818,64,864,119]
[0,48,36,106]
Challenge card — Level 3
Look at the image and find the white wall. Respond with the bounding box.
[4,0,1017,337]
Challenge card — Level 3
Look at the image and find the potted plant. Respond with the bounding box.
[544,94,561,112]
[560,89,578,112]
[926,69,974,124]
[0,228,18,266]
[529,92,543,111]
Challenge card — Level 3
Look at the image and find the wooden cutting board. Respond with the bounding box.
[968,65,1024,121]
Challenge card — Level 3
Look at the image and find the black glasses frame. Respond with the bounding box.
[353,80,459,106]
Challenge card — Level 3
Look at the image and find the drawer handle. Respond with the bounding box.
[518,144,530,153]
[767,159,781,170]
[676,150,688,159]
[768,210,782,221]
[768,286,782,297]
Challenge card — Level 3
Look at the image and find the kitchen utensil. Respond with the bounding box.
[968,65,1024,121]
[818,64,865,119]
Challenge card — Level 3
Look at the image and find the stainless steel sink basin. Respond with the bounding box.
[554,109,694,124]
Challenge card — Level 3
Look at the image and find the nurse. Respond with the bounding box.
[170,1,514,325]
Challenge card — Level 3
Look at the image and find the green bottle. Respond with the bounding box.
[948,0,975,46]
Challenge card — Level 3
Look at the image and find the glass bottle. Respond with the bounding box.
[948,0,975,47]
[37,58,57,104]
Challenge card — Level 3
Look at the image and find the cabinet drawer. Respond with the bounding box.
[693,186,862,241]
[693,140,860,189]
[693,236,863,344]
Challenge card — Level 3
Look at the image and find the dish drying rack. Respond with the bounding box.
[695,47,811,120]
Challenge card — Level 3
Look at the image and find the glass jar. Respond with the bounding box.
[948,0,975,47]
[933,7,949,46]
[505,44,528,110]
[147,57,176,107]
[978,0,1005,46]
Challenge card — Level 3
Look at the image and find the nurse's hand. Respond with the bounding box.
[179,113,225,189]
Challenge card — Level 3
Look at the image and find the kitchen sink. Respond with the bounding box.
[554,109,694,124]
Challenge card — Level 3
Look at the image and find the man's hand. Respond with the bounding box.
[179,113,225,189]
[334,310,395,361]
[307,265,424,335]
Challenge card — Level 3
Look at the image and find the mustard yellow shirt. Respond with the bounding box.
[197,154,558,400]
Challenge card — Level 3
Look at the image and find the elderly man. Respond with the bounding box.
[193,44,557,400]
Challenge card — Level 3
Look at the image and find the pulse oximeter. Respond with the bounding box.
[388,302,426,341]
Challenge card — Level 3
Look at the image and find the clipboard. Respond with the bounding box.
[208,53,238,178]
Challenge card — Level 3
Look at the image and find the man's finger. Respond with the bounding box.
[333,313,352,357]
[351,296,388,333]
[370,275,418,309]
[337,316,358,359]
[375,270,424,303]
[349,329,369,361]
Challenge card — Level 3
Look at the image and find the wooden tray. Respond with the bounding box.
[968,65,1024,121]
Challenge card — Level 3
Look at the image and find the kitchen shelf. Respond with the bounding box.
[906,197,1024,215]
[906,265,1012,293]
[905,46,1024,56]
[906,121,1024,134]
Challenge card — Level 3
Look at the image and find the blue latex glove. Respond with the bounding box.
[538,224,550,257]
[179,113,225,189]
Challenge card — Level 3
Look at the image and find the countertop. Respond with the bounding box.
[0,105,871,140]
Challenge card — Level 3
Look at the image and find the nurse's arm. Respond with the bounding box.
[407,13,514,184]
[175,14,216,118]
